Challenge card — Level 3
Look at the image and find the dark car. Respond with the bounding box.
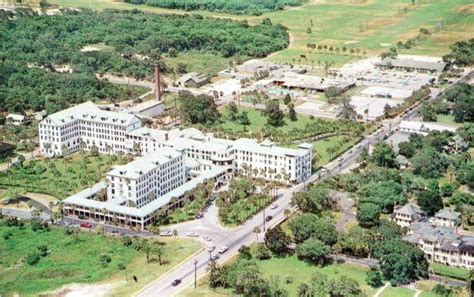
[265,215,273,222]
[171,279,182,286]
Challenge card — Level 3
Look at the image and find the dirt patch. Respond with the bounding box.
[344,40,359,45]
[41,282,119,297]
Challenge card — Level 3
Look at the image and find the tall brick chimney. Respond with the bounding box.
[154,64,161,101]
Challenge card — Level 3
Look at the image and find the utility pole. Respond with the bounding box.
[194,260,198,288]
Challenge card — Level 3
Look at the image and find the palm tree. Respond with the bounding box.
[147,191,157,203]
[101,208,109,223]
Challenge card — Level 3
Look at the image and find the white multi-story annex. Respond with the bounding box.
[125,126,313,184]
[42,102,313,229]
[39,101,141,157]
[106,148,185,208]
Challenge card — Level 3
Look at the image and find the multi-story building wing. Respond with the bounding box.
[406,222,474,270]
[233,139,312,184]
[125,127,312,184]
[106,148,185,208]
[39,101,141,157]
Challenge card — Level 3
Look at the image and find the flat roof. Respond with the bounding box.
[129,100,163,113]
[107,148,181,179]
[45,101,139,126]
[361,86,413,99]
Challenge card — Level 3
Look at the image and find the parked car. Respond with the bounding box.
[195,213,204,219]
[208,245,216,252]
[80,222,92,228]
[218,246,229,254]
[211,254,220,261]
[186,232,199,237]
[171,279,182,286]
[204,235,212,241]
[160,230,173,236]
[265,215,273,222]
[271,203,278,210]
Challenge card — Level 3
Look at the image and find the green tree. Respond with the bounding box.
[417,179,443,216]
[411,147,447,178]
[398,141,416,158]
[374,239,428,285]
[283,94,291,105]
[264,225,290,255]
[295,238,330,265]
[289,214,337,245]
[370,142,397,168]
[237,111,251,132]
[366,268,384,288]
[287,102,297,121]
[357,202,381,228]
[178,92,220,125]
[264,99,284,127]
[419,102,437,122]
[226,102,239,121]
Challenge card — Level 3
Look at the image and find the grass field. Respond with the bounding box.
[163,51,248,75]
[0,222,201,297]
[218,106,314,133]
[256,255,377,296]
[0,152,128,199]
[436,114,462,127]
[381,286,416,297]
[430,263,471,281]
[43,0,474,69]
[285,134,362,165]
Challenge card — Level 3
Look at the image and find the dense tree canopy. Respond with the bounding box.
[0,9,289,112]
[442,39,474,67]
[125,0,303,15]
[374,239,428,285]
[357,181,407,213]
[289,214,337,246]
[178,92,220,125]
[443,83,474,123]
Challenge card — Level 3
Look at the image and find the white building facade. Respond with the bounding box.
[106,148,185,208]
[39,101,141,157]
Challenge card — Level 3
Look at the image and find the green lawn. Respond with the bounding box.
[381,286,416,297]
[286,134,362,166]
[163,51,248,76]
[0,152,128,199]
[256,255,377,296]
[430,263,470,281]
[436,114,462,127]
[0,221,201,297]
[311,135,361,165]
[218,106,315,134]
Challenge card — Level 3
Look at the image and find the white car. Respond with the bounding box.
[271,204,278,210]
[186,232,199,237]
[160,230,172,236]
[208,245,216,252]
[218,246,229,254]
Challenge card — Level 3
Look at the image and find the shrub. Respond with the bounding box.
[26,253,41,265]
[100,254,112,267]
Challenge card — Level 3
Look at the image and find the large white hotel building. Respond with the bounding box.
[39,102,312,229]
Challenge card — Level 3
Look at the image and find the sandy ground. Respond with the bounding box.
[44,282,118,297]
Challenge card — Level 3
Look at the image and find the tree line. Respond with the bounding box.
[0,9,289,113]
[125,0,303,16]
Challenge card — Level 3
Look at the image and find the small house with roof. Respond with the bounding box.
[392,203,426,227]
[433,209,461,228]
